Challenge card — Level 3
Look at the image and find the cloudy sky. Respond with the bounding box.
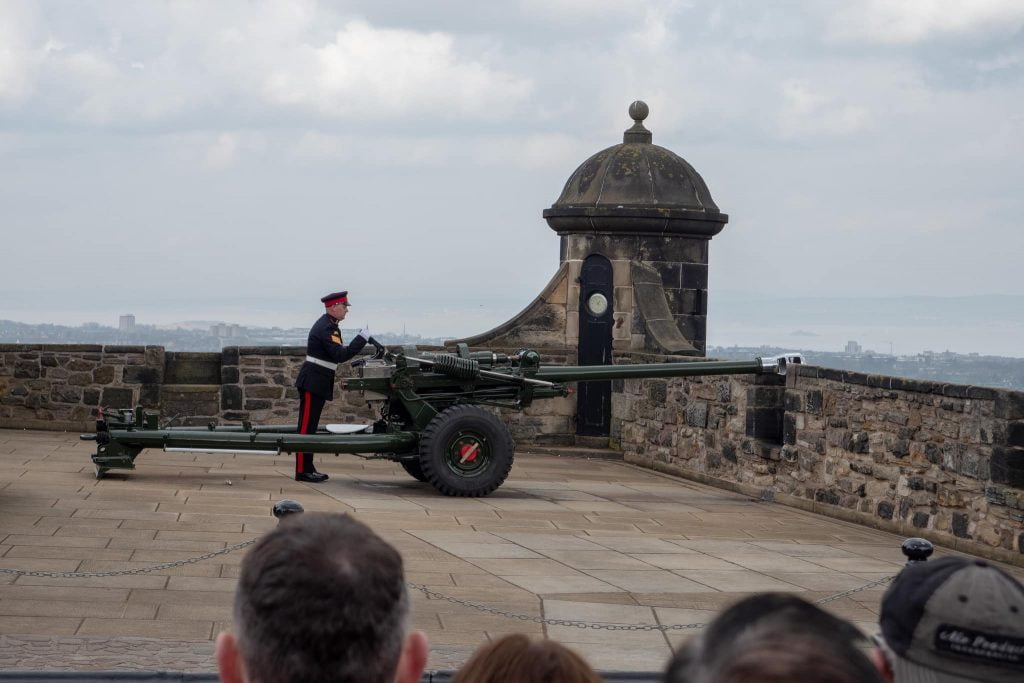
[1,1,1022,348]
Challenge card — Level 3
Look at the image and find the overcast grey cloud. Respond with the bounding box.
[1,1,1022,352]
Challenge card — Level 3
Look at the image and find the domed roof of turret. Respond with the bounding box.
[543,101,728,236]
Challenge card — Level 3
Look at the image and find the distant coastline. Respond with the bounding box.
[3,315,1023,390]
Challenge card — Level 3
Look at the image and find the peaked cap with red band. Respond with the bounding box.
[321,291,350,307]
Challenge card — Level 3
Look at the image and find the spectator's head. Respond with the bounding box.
[665,593,883,683]
[216,512,427,683]
[875,556,1024,683]
[452,633,602,683]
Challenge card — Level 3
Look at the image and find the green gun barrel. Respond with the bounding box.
[535,355,796,383]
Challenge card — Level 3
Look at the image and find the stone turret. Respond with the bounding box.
[544,100,728,355]
[452,101,727,357]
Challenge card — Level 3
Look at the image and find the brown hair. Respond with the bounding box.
[233,512,409,683]
[453,634,602,683]
[665,593,883,683]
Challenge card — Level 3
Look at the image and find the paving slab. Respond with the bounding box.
[1,428,1022,675]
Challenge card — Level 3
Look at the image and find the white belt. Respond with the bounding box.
[305,356,338,371]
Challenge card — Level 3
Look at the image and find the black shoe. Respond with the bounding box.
[295,472,329,483]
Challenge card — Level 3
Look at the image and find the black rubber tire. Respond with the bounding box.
[399,458,428,482]
[418,405,515,497]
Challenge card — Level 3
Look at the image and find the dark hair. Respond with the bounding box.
[665,593,883,683]
[233,512,409,683]
[452,633,602,683]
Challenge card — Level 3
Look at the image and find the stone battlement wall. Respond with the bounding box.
[0,344,571,437]
[614,365,1024,564]
[0,345,164,431]
[0,344,379,431]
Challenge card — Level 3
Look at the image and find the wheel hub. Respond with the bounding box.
[458,442,479,463]
[447,432,488,475]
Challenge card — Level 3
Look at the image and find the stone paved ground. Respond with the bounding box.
[2,429,1021,674]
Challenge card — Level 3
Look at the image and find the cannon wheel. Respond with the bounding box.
[399,458,427,482]
[418,405,514,497]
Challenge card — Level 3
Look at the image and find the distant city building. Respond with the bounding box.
[210,323,243,338]
[119,314,136,333]
[845,340,862,354]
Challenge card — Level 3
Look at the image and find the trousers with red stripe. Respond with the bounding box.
[295,390,326,474]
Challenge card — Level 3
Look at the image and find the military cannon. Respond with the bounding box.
[82,341,801,497]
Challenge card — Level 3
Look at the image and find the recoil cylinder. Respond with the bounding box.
[431,354,480,380]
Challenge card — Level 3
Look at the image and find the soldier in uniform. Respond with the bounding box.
[293,291,370,482]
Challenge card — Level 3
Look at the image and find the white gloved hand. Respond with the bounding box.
[357,327,371,341]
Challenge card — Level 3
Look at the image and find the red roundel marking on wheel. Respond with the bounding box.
[459,442,479,463]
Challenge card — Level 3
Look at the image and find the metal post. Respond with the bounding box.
[272,499,304,523]
[901,537,934,564]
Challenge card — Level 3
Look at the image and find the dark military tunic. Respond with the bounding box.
[294,313,367,477]
[295,314,368,400]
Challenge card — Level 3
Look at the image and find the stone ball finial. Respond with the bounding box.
[624,100,652,144]
[629,100,649,122]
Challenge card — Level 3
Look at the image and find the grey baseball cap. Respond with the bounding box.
[877,556,1024,683]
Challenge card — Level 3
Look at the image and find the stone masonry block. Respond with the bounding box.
[784,391,803,412]
[952,513,970,538]
[51,386,83,403]
[245,399,272,410]
[613,286,633,313]
[686,401,708,428]
[636,236,707,263]
[1007,421,1024,447]
[674,315,706,344]
[139,384,160,408]
[567,284,580,312]
[100,387,134,408]
[123,367,159,384]
[567,234,639,260]
[681,264,708,289]
[649,261,682,289]
[746,407,783,442]
[783,414,797,445]
[612,260,631,287]
[14,361,39,379]
[68,372,92,386]
[566,311,579,342]
[144,346,164,367]
[92,366,115,384]
[748,385,784,408]
[806,390,823,415]
[991,447,1024,487]
[995,392,1024,420]
[246,386,284,399]
[221,385,243,411]
[612,313,631,340]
